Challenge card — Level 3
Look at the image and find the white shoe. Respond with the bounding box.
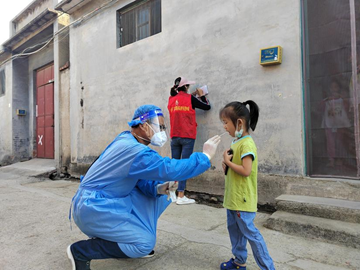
[66,245,76,270]
[176,196,195,205]
[142,250,155,258]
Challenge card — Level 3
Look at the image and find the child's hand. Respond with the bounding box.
[222,162,227,173]
[223,149,233,164]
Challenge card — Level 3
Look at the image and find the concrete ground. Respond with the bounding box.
[0,159,359,270]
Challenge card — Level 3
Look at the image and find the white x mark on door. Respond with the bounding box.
[38,135,43,145]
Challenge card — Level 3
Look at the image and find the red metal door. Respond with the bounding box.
[36,64,54,159]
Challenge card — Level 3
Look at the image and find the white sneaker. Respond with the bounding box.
[142,250,155,258]
[176,196,195,205]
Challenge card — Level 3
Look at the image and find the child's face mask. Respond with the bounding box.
[235,120,243,138]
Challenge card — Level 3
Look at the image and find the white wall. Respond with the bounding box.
[59,68,71,169]
[69,0,304,175]
[0,63,13,164]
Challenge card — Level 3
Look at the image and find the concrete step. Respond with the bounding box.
[0,159,56,176]
[257,174,360,207]
[263,211,360,249]
[275,194,360,223]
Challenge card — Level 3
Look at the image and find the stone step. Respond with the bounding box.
[275,194,360,223]
[263,211,360,249]
[257,175,360,207]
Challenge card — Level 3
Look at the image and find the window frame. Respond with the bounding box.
[301,0,360,178]
[117,0,161,48]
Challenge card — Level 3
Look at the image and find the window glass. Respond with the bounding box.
[118,0,161,47]
[137,6,150,40]
[303,0,358,178]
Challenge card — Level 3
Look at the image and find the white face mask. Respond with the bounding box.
[150,131,167,147]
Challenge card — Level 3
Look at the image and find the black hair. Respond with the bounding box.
[219,100,259,132]
[170,77,189,96]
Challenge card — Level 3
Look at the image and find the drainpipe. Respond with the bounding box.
[300,0,309,176]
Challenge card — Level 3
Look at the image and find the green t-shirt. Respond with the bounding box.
[223,135,258,212]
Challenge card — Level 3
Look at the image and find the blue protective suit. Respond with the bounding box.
[71,131,210,258]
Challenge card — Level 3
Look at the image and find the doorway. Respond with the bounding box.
[302,0,360,178]
[36,64,54,159]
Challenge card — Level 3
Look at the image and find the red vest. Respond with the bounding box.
[168,92,197,139]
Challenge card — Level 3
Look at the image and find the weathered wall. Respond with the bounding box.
[192,172,360,207]
[68,0,304,180]
[12,58,30,162]
[11,0,54,36]
[1,0,56,165]
[10,43,54,163]
[59,68,71,172]
[0,63,13,165]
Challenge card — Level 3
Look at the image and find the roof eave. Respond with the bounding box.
[55,0,91,14]
[2,9,58,50]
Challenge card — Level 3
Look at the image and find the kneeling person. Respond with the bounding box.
[67,104,221,270]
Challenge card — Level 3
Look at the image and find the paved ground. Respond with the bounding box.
[0,159,359,270]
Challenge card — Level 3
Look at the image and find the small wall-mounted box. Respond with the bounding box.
[260,46,282,66]
[16,109,26,116]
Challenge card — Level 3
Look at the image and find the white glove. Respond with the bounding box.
[168,181,178,202]
[157,181,178,198]
[157,182,169,195]
[202,135,221,160]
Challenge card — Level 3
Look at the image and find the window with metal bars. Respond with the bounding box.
[117,0,161,48]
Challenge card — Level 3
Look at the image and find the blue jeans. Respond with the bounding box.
[71,238,128,261]
[170,137,195,191]
[227,210,275,270]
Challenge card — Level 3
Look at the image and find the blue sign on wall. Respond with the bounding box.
[260,46,282,66]
[17,109,26,116]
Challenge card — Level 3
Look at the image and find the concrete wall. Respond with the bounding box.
[68,0,304,179]
[59,68,71,172]
[191,171,360,206]
[7,44,54,163]
[11,0,54,36]
[1,0,57,165]
[1,0,67,166]
[12,58,30,162]
[54,18,70,173]
[0,63,13,165]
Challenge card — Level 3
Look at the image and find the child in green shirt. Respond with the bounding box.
[219,101,275,270]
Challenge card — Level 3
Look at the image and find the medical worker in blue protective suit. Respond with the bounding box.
[67,105,221,270]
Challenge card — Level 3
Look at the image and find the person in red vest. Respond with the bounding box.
[167,77,211,204]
